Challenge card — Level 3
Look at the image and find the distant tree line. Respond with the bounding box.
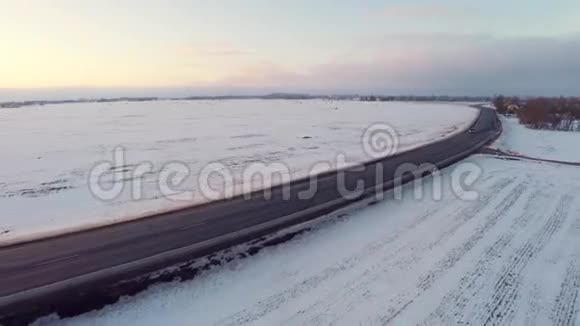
[493,96,580,131]
[360,95,492,102]
[2,94,494,109]
[0,97,159,109]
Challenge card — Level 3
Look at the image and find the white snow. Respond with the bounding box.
[0,100,477,243]
[38,107,580,326]
[38,160,580,326]
[493,116,580,162]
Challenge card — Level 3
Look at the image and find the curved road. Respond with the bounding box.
[0,106,500,321]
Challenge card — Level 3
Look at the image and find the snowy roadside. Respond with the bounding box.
[39,111,580,326]
[492,116,580,162]
[0,100,477,244]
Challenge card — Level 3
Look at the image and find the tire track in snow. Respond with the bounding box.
[420,189,550,325]
[290,177,521,325]
[474,195,574,326]
[378,180,529,325]
[214,206,445,326]
[523,284,544,326]
[517,186,580,326]
[216,178,517,326]
[417,182,529,291]
[551,262,580,326]
[290,178,519,325]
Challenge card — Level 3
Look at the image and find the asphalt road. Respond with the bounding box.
[0,106,500,320]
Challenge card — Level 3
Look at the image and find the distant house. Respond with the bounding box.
[506,104,520,117]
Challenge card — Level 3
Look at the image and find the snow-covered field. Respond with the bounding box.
[41,111,580,326]
[0,100,476,243]
[494,117,580,162]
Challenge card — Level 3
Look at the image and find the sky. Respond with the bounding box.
[1,0,580,100]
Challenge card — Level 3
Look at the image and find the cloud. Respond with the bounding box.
[215,34,580,96]
[380,4,474,19]
[5,34,580,100]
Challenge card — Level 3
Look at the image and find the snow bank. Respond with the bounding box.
[0,100,477,243]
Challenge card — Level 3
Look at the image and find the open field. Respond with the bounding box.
[0,100,476,243]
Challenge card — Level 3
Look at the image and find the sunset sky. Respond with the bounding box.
[2,0,580,99]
